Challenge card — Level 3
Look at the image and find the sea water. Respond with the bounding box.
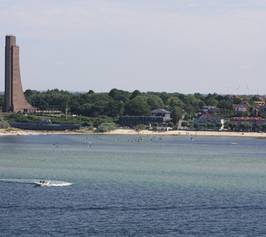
[0,135,266,236]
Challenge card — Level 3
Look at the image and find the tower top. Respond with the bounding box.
[5,35,16,47]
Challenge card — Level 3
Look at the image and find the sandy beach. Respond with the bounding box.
[1,128,266,138]
[0,128,92,136]
[105,129,266,138]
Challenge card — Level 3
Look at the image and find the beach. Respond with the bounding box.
[1,128,266,138]
[0,128,88,136]
[105,129,266,138]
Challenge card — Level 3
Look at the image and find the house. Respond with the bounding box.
[119,115,164,127]
[193,113,222,130]
[232,103,249,113]
[254,100,266,108]
[229,117,266,131]
[119,109,172,127]
[151,109,171,122]
[259,106,266,118]
[201,106,217,113]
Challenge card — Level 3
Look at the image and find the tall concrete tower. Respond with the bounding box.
[3,35,34,113]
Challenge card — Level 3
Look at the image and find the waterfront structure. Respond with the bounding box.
[259,106,266,118]
[119,115,165,127]
[229,117,266,132]
[201,106,217,113]
[10,119,81,131]
[3,35,35,113]
[232,102,249,114]
[151,109,172,121]
[193,113,222,130]
[119,109,172,127]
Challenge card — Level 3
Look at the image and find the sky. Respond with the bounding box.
[1,0,266,94]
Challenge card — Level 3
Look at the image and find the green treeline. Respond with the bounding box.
[0,89,264,127]
[23,89,261,119]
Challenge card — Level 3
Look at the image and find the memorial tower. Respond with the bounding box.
[3,35,34,113]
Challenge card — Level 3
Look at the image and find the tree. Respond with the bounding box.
[205,94,218,106]
[24,89,37,98]
[30,95,49,110]
[232,96,241,104]
[158,92,169,104]
[109,88,130,103]
[166,96,184,108]
[105,100,124,117]
[124,96,150,116]
[79,103,93,117]
[130,90,141,100]
[146,95,164,110]
[217,99,233,110]
[0,95,4,108]
[171,106,183,124]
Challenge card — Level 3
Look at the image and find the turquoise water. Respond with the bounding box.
[1,135,266,236]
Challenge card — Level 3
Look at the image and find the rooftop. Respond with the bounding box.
[151,109,171,114]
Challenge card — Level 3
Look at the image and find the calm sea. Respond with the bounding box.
[1,134,266,236]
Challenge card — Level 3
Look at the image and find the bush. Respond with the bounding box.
[96,122,116,133]
[0,119,9,129]
[7,114,41,122]
[92,116,114,127]
[135,124,147,131]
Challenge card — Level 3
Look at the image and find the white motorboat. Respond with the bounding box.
[34,180,50,187]
[34,180,72,187]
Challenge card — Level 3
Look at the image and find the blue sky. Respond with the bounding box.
[1,0,266,94]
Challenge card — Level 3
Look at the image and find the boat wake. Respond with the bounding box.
[0,179,72,187]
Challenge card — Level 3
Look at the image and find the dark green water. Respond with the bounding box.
[1,135,266,236]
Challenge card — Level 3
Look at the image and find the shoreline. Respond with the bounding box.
[104,129,266,138]
[0,128,266,138]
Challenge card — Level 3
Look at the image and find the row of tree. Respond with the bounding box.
[0,89,264,124]
[24,89,185,123]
